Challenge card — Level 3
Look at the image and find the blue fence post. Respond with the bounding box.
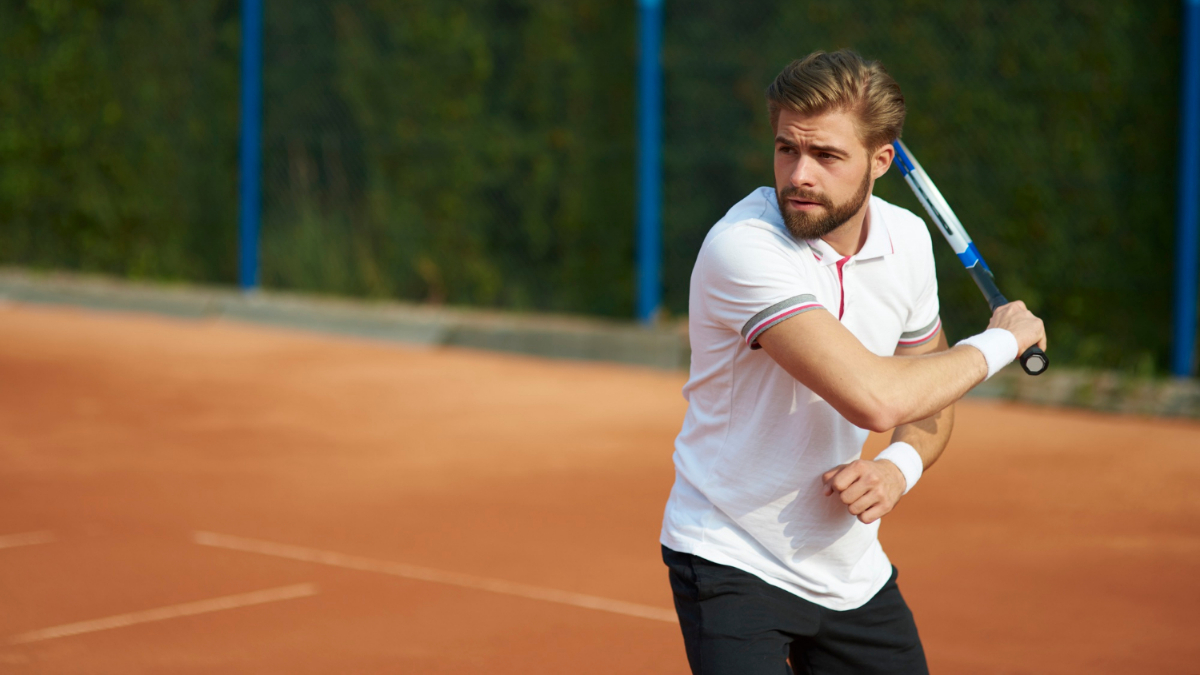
[636,0,663,324]
[238,0,264,292]
[1173,0,1200,376]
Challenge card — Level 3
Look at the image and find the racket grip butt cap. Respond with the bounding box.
[1020,346,1048,376]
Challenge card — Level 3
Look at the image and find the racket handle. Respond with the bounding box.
[1020,345,1048,376]
[968,266,1049,377]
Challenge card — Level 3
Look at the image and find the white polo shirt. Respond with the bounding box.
[660,187,941,611]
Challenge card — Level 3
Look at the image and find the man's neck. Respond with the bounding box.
[821,199,872,258]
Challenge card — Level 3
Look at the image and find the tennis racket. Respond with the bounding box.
[891,139,1048,376]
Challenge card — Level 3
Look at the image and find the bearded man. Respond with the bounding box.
[659,50,1047,675]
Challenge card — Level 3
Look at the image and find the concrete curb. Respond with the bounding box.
[0,269,690,371]
[2,268,1197,420]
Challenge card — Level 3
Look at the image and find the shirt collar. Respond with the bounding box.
[804,196,895,266]
[804,237,843,266]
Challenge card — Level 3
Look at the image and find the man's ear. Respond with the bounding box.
[872,142,895,180]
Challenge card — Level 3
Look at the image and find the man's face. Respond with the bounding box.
[772,108,890,240]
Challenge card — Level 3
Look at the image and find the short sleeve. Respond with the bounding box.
[897,234,941,348]
[696,225,826,350]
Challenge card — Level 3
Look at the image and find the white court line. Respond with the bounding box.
[0,531,56,550]
[9,583,318,645]
[194,531,677,624]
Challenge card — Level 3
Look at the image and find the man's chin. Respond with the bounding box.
[797,213,858,239]
[784,215,833,239]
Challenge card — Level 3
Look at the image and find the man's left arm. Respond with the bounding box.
[822,330,955,524]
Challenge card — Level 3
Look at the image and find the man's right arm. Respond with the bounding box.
[756,301,1045,432]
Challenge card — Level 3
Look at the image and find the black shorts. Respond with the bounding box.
[663,546,928,675]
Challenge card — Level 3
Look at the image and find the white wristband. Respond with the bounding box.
[957,328,1019,380]
[875,442,923,495]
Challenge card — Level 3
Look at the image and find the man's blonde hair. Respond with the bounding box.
[766,50,906,150]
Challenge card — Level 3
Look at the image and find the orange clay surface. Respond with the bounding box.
[1,302,1199,674]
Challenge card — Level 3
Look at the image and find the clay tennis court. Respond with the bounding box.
[1,302,1198,674]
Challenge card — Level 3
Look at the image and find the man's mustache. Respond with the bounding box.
[779,187,831,208]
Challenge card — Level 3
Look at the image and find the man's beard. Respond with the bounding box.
[776,166,872,240]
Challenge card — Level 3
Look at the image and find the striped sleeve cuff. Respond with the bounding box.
[897,316,941,348]
[741,294,824,349]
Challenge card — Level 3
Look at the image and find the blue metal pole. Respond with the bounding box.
[238,0,264,291]
[636,0,663,324]
[1172,0,1200,375]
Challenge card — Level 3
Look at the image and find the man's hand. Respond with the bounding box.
[822,459,908,524]
[987,300,1047,354]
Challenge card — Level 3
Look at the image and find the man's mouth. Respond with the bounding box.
[789,198,825,209]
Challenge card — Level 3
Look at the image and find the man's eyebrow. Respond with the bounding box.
[772,137,850,156]
[809,143,850,156]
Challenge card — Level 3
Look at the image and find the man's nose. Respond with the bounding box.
[789,156,817,187]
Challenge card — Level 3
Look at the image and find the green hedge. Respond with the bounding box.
[0,0,240,282]
[0,0,1185,371]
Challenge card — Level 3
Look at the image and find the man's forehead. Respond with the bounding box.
[775,109,861,146]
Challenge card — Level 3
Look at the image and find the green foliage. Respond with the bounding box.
[257,1,636,315]
[0,0,241,282]
[0,0,1185,370]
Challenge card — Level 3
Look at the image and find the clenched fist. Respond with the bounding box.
[822,459,908,524]
[988,300,1047,355]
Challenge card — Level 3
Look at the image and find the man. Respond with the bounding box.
[660,50,1046,675]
